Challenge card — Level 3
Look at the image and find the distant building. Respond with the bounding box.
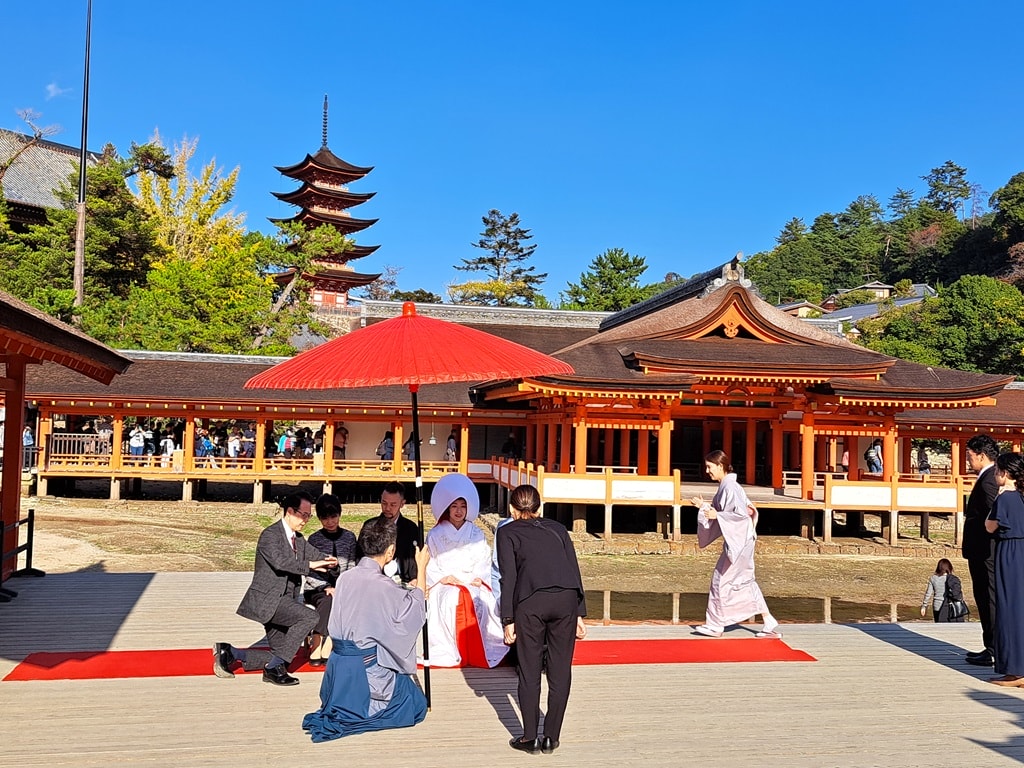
[0,128,100,228]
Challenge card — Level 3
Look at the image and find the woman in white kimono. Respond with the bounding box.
[690,450,781,638]
[425,473,508,668]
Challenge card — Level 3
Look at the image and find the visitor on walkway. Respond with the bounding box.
[964,434,999,667]
[920,558,961,622]
[690,450,781,639]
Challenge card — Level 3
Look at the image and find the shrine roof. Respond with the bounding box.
[1,289,131,384]
[520,258,1011,402]
[899,385,1024,426]
[23,323,594,408]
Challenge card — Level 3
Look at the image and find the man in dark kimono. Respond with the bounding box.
[213,492,338,686]
[302,516,429,741]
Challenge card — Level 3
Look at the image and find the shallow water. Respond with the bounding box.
[585,590,931,625]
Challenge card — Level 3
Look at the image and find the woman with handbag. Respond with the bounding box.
[985,452,1024,686]
[920,558,957,622]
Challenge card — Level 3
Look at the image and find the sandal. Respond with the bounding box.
[755,630,783,638]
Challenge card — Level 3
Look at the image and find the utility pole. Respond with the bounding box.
[72,0,92,316]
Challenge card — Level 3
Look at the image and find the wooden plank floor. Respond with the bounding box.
[3,572,1024,767]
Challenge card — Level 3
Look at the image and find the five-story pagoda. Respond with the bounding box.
[271,96,381,311]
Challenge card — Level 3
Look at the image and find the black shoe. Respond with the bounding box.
[966,650,995,667]
[541,736,559,754]
[213,643,235,679]
[262,664,299,686]
[966,648,990,661]
[509,737,540,754]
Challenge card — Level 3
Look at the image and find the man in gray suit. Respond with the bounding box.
[214,491,338,686]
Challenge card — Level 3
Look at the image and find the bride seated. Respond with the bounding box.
[425,473,508,668]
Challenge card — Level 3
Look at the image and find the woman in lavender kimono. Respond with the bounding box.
[689,450,781,638]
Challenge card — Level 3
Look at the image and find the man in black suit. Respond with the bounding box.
[361,481,423,586]
[963,434,1000,666]
[214,491,338,685]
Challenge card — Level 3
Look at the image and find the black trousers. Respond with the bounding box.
[241,597,318,671]
[968,554,997,654]
[304,588,333,638]
[515,588,578,742]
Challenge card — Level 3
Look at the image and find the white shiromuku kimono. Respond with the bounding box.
[425,519,508,667]
[697,472,770,631]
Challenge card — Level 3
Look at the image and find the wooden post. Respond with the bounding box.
[459,423,469,474]
[254,421,266,473]
[882,419,897,482]
[637,428,650,476]
[603,428,614,466]
[771,420,784,491]
[801,413,815,502]
[603,503,613,542]
[619,427,630,468]
[951,439,962,480]
[559,420,571,473]
[745,418,756,486]
[324,422,335,474]
[547,421,557,471]
[111,416,124,470]
[1,356,27,579]
[574,417,588,473]
[657,415,672,476]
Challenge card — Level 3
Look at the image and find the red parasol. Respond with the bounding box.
[244,301,574,704]
[245,301,574,389]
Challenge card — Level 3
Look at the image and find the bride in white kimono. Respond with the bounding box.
[425,473,508,668]
[690,450,781,638]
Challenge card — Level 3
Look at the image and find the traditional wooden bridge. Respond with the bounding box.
[3,570,1023,767]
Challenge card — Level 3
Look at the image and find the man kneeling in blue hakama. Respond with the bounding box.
[303,517,430,742]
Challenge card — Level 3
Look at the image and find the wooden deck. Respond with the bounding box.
[3,571,1024,766]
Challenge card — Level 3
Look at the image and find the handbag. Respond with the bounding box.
[947,598,970,620]
[944,574,969,620]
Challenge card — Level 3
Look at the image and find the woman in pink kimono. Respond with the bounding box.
[689,450,781,638]
[425,473,508,668]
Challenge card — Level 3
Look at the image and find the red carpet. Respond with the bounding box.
[4,638,813,682]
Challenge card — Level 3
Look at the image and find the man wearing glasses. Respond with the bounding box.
[214,491,338,686]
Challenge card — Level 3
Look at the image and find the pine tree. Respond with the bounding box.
[450,209,546,306]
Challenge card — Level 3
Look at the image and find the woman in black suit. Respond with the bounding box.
[496,484,586,755]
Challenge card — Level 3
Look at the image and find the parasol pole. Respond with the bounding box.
[410,385,431,709]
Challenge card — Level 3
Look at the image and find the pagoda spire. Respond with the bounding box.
[321,94,329,149]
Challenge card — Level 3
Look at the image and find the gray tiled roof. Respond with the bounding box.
[0,129,100,210]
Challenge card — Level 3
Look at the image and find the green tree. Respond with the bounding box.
[88,233,318,355]
[392,288,444,303]
[451,209,546,306]
[0,142,168,323]
[786,279,824,305]
[859,275,1024,375]
[922,160,971,216]
[990,171,1024,242]
[832,289,877,309]
[561,248,651,311]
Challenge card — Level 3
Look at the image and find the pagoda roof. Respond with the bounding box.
[272,266,381,290]
[269,209,378,235]
[474,257,1012,405]
[275,147,373,184]
[272,183,375,210]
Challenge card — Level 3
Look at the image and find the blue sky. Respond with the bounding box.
[4,1,1023,301]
